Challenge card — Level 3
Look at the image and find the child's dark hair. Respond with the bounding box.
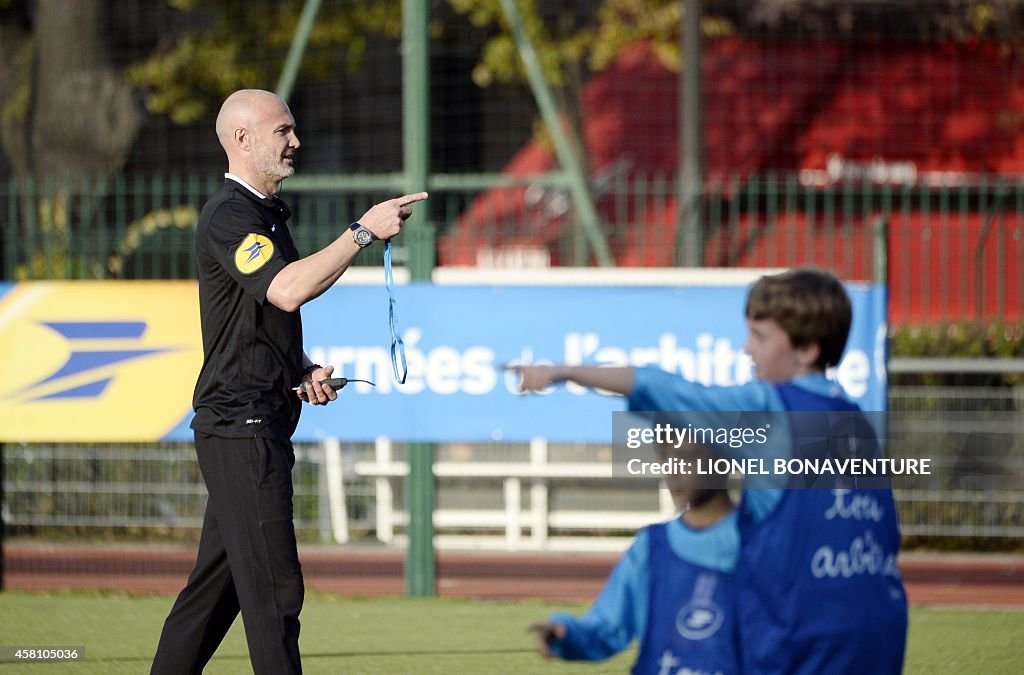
[745,268,852,370]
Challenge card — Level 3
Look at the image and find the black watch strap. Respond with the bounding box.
[349,222,373,248]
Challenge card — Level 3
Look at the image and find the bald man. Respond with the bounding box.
[151,90,427,675]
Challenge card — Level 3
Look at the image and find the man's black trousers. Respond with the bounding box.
[151,434,304,675]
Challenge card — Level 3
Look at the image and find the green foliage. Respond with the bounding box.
[125,0,402,124]
[590,0,683,70]
[448,0,563,87]
[107,205,198,276]
[1,41,32,124]
[13,192,102,280]
[891,322,1024,386]
[892,322,1024,359]
[448,0,734,89]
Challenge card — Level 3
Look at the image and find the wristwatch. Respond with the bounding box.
[349,222,374,248]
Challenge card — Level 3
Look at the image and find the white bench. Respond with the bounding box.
[353,437,676,551]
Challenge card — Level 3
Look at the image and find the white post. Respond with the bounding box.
[504,477,521,547]
[530,437,549,547]
[316,445,332,543]
[323,437,349,544]
[375,436,395,543]
[660,479,677,518]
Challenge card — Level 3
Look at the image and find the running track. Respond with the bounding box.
[5,545,1023,607]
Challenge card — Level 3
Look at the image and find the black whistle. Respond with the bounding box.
[320,377,375,389]
[294,377,376,392]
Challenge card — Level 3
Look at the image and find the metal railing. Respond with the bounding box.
[3,172,1022,323]
[2,442,377,543]
[3,376,1021,544]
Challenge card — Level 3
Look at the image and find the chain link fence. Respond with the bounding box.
[2,441,377,543]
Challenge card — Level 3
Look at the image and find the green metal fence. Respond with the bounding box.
[0,174,403,281]
[3,172,1022,324]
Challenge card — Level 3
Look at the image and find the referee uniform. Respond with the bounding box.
[152,176,307,675]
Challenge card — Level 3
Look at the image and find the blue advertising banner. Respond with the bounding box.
[289,282,886,443]
[0,280,885,443]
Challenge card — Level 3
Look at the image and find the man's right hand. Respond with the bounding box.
[357,192,429,241]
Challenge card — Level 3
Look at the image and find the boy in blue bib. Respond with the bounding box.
[530,442,740,675]
[515,268,907,675]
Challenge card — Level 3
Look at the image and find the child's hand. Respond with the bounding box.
[507,365,561,393]
[528,621,567,658]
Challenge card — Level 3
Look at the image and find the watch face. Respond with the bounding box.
[354,227,373,247]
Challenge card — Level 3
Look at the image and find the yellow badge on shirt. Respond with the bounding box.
[234,233,275,274]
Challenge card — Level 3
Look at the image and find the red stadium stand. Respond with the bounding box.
[440,39,1024,323]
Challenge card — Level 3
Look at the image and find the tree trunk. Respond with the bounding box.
[0,6,33,177]
[0,0,144,279]
[0,0,142,181]
[31,0,141,180]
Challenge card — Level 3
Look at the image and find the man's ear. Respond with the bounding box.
[234,127,250,151]
[796,341,821,368]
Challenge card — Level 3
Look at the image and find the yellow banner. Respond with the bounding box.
[0,281,202,442]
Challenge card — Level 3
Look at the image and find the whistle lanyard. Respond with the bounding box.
[384,240,407,384]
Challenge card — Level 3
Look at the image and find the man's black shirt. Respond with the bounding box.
[191,180,304,440]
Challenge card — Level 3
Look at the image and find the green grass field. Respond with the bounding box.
[0,591,1020,673]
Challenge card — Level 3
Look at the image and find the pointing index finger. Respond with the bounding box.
[397,192,429,207]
